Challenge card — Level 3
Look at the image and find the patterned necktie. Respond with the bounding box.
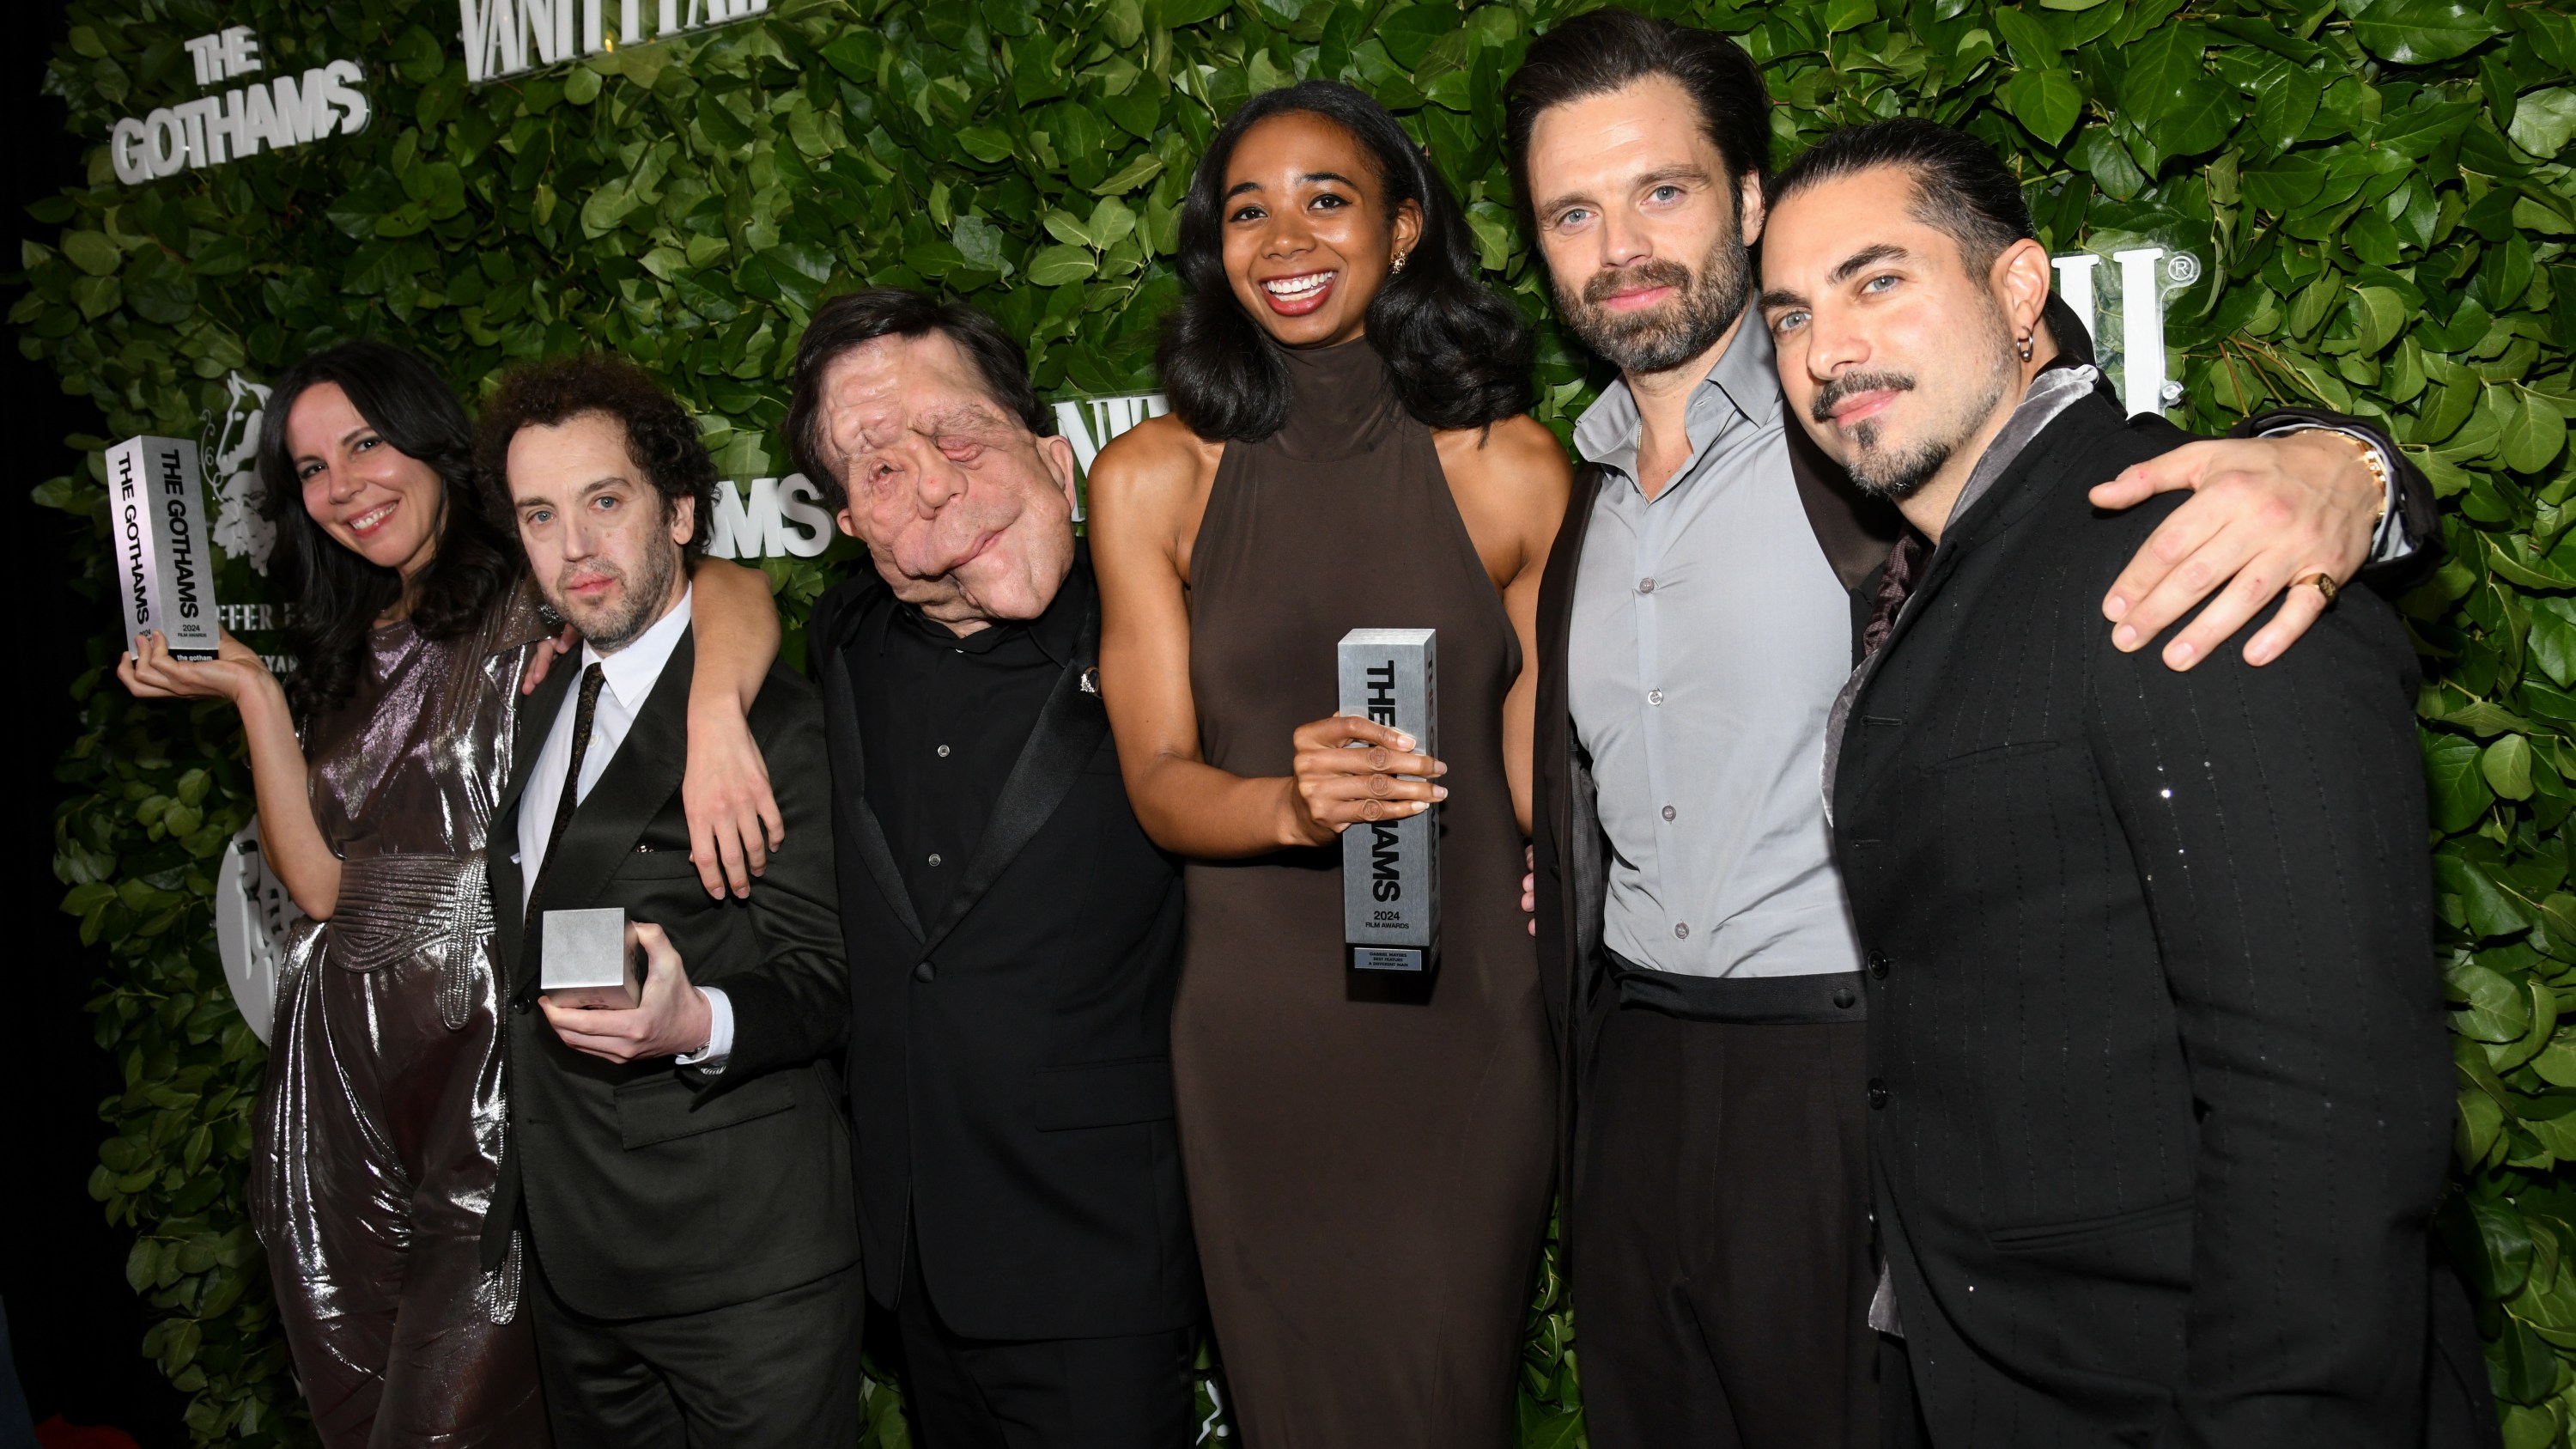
[539,663,607,880]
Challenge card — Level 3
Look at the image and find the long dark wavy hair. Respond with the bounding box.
[1159,81,1534,442]
[256,341,521,719]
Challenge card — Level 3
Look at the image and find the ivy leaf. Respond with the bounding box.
[2527,597,2576,687]
[2253,64,2323,151]
[1990,7,2063,64]
[2509,88,2576,161]
[2488,734,2537,801]
[2001,68,2084,144]
[2348,0,2506,64]
[2427,733,2498,831]
[952,216,1008,274]
[2501,389,2570,474]
[957,128,1016,165]
[1025,244,1097,286]
[59,231,118,277]
[1092,151,1165,196]
[2118,27,2235,155]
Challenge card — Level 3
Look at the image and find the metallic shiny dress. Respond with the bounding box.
[248,585,554,1447]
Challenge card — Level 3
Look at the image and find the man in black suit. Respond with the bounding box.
[1757,118,2488,1446]
[783,289,1200,1448]
[474,355,860,1446]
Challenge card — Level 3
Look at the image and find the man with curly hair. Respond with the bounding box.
[474,354,861,1446]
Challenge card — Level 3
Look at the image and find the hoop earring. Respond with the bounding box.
[2016,332,2034,362]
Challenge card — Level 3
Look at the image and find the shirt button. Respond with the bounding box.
[1661,805,1676,822]
[927,853,943,868]
[936,745,951,758]
[1868,950,1890,979]
[1868,1078,1890,1109]
[914,960,935,983]
[1648,690,1665,705]
[1673,922,1690,940]
[1637,577,1656,594]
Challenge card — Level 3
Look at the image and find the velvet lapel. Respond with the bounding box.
[491,653,575,984]
[917,583,1106,958]
[522,629,694,927]
[1869,392,2124,670]
[814,578,927,944]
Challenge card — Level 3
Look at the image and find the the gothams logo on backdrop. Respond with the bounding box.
[462,0,773,85]
[109,26,369,185]
[2054,245,2203,416]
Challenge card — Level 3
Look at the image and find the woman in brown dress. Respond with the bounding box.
[1090,82,1571,1448]
[119,341,786,1447]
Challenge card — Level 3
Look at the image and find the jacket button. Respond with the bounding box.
[512,996,530,1014]
[1868,1078,1890,1109]
[914,960,935,983]
[1832,986,1856,1009]
[1867,950,1890,979]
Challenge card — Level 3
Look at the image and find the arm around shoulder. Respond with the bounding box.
[708,681,847,1081]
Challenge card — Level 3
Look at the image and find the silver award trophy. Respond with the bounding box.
[108,435,221,661]
[1339,629,1438,972]
[541,907,646,1009]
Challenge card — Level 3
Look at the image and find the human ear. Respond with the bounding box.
[1993,237,2053,345]
[1389,198,1425,267]
[668,494,697,547]
[1736,171,1767,247]
[1036,434,1080,514]
[835,503,863,540]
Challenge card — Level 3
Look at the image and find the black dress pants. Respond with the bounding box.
[1570,1002,1877,1449]
[527,1253,863,1449]
[896,1242,1197,1449]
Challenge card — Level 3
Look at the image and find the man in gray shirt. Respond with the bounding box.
[1505,13,2431,1448]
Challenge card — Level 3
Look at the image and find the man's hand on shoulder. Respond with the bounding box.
[540,922,715,1065]
[2087,429,2385,671]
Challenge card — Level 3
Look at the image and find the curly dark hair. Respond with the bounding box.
[472,354,716,556]
[254,341,524,721]
[1158,81,1534,443]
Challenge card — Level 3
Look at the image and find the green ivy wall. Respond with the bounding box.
[16,0,2576,1442]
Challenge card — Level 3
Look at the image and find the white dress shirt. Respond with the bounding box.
[513,586,733,1070]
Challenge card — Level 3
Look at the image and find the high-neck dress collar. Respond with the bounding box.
[1269,336,1406,461]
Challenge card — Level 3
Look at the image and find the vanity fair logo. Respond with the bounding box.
[2054,246,2203,416]
[461,0,773,84]
[109,27,370,185]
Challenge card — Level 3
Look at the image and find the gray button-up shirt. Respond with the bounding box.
[1568,320,1863,980]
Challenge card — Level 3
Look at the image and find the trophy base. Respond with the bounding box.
[1351,946,1431,972]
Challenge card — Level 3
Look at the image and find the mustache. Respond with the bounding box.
[1812,372,1917,426]
[1581,258,1697,307]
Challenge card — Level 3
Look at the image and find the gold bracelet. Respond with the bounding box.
[2313,428,2391,529]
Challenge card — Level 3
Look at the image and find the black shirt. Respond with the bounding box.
[848,558,1088,922]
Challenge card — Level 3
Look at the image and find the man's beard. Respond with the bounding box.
[554,542,679,654]
[1814,306,2017,502]
[1557,229,1753,378]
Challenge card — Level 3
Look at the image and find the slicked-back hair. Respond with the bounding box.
[255,340,522,720]
[785,288,1052,510]
[1767,117,2036,274]
[1504,9,1774,209]
[1159,81,1534,443]
[474,353,717,556]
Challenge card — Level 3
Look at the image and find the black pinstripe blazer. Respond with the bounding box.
[1830,390,2463,1446]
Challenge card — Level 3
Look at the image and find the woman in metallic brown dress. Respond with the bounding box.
[1090,84,1571,1447]
[119,342,786,1447]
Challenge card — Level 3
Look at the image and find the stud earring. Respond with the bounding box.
[1390,252,1409,274]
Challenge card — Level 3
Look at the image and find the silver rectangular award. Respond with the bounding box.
[541,906,644,1010]
[1339,629,1438,972]
[107,435,220,661]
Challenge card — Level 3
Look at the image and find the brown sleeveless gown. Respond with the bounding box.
[1176,338,1555,1448]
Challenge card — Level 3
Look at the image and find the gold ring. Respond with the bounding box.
[2296,571,2339,606]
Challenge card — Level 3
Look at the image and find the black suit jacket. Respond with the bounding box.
[1831,390,2460,1446]
[809,552,1200,1342]
[1528,300,2439,1207]
[479,628,857,1321]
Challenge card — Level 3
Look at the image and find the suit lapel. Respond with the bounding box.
[492,657,575,985]
[815,582,927,944]
[919,581,1106,956]
[525,630,694,925]
[1537,463,1605,884]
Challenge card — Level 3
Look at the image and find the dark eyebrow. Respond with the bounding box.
[1225,169,1364,202]
[1826,242,1911,287]
[1756,284,1807,313]
[1534,165,1714,221]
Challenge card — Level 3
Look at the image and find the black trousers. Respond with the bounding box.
[1570,1002,1877,1449]
[896,1241,1197,1449]
[527,1253,863,1449]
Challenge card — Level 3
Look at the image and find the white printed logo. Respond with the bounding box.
[204,371,276,575]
